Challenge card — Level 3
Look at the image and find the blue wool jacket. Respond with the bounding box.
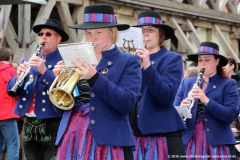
[174,74,239,146]
[55,46,142,146]
[136,46,186,134]
[7,49,63,119]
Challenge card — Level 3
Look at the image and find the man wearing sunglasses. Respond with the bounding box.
[7,19,69,160]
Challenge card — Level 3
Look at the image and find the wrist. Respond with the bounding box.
[204,98,209,106]
[40,67,47,75]
[143,63,150,70]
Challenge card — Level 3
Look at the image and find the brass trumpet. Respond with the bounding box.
[49,66,80,110]
[49,42,97,110]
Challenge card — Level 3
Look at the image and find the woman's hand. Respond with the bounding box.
[72,58,97,79]
[134,48,150,70]
[53,61,64,76]
[180,97,191,107]
[191,86,209,105]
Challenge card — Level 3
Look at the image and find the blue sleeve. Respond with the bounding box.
[142,53,183,106]
[91,55,142,114]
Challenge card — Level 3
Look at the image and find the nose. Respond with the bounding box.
[91,34,98,43]
[199,61,205,66]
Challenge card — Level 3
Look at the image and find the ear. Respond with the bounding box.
[110,28,115,37]
[216,58,220,65]
[230,64,235,70]
[9,55,12,63]
[57,36,62,44]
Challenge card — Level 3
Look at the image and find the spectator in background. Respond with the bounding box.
[12,62,19,70]
[183,57,186,78]
[223,56,237,78]
[0,47,20,160]
[184,66,198,78]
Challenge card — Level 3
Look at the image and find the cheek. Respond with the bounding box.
[206,63,216,72]
[85,36,91,41]
[153,34,161,43]
[209,63,216,68]
[100,36,111,44]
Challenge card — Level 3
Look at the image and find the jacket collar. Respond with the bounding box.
[204,74,221,95]
[39,49,61,60]
[149,46,167,60]
[32,49,61,74]
[96,45,119,71]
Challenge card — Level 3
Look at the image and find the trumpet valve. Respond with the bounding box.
[58,101,64,106]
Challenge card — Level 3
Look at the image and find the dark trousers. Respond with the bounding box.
[123,146,133,160]
[229,144,237,160]
[22,117,60,160]
[167,136,186,160]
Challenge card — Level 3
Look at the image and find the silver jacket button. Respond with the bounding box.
[91,120,95,124]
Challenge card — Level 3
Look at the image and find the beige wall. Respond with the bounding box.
[117,14,136,26]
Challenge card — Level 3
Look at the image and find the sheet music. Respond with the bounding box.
[174,106,192,119]
[116,27,144,49]
[57,42,98,67]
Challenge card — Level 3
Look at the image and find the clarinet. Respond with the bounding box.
[183,68,205,122]
[8,42,45,97]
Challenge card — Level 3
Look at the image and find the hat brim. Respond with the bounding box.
[33,25,69,42]
[68,22,130,31]
[131,24,174,40]
[187,52,228,66]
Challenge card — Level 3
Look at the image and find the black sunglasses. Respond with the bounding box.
[38,32,58,37]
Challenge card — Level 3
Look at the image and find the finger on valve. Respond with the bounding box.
[53,64,63,76]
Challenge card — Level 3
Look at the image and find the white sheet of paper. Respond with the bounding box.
[57,42,98,67]
[174,106,192,119]
[116,27,144,50]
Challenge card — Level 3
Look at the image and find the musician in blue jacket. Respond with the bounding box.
[174,42,238,159]
[129,11,186,160]
[7,19,69,160]
[52,4,141,160]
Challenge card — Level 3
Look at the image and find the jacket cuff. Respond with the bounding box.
[87,72,99,87]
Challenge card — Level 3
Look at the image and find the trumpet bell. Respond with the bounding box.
[49,68,81,110]
[49,88,74,110]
